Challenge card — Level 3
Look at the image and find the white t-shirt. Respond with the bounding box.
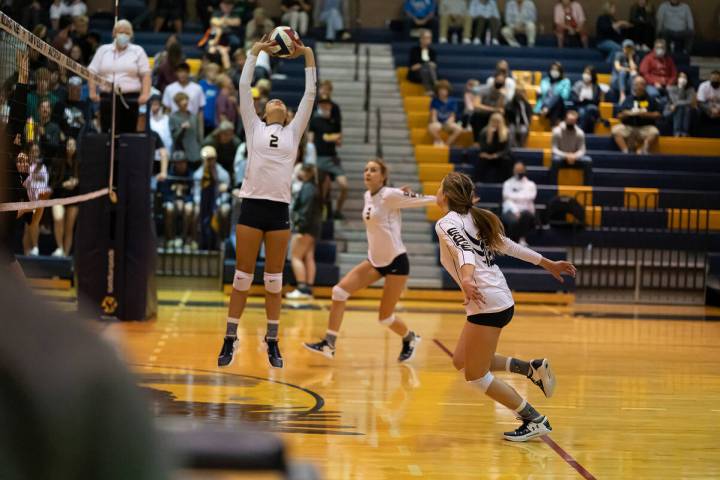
[150,112,173,157]
[363,187,436,267]
[502,176,536,215]
[69,0,86,17]
[237,54,316,204]
[50,1,70,20]
[436,210,542,315]
[88,43,150,93]
[162,81,206,115]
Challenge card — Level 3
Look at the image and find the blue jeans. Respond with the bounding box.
[611,70,634,97]
[577,104,600,133]
[671,105,691,135]
[596,39,623,63]
[320,8,344,41]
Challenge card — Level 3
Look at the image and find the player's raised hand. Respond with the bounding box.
[251,34,277,56]
[287,38,307,59]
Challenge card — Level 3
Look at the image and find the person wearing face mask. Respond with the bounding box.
[502,162,537,246]
[87,19,151,134]
[656,0,694,54]
[612,39,640,104]
[551,110,593,185]
[553,0,588,49]
[612,76,661,154]
[572,66,602,134]
[407,29,438,96]
[639,38,677,100]
[470,71,507,144]
[485,60,516,102]
[535,62,571,126]
[697,70,720,134]
[665,71,696,137]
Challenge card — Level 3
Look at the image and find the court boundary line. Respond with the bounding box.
[432,338,597,480]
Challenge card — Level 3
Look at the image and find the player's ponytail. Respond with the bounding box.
[441,172,505,252]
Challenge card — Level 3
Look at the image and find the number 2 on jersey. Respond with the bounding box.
[269,134,279,148]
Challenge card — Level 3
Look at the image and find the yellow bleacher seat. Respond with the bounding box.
[404,96,431,112]
[423,181,441,194]
[418,163,453,182]
[625,187,659,209]
[526,132,720,156]
[396,67,408,83]
[558,185,593,206]
[411,128,474,147]
[557,168,585,186]
[426,204,443,222]
[400,82,426,97]
[407,111,429,129]
[667,209,720,231]
[597,73,611,85]
[415,145,449,163]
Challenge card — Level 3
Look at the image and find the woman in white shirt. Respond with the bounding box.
[304,159,435,363]
[217,36,316,370]
[435,172,575,442]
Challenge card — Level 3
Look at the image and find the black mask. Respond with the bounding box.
[712,81,720,89]
[495,81,505,89]
[516,172,526,179]
[566,123,576,130]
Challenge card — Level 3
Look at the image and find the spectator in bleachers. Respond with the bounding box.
[282,1,311,36]
[199,63,221,132]
[162,62,206,137]
[67,0,86,17]
[314,0,347,44]
[50,137,79,257]
[475,112,512,183]
[54,76,90,140]
[22,143,50,256]
[470,71,506,144]
[211,0,243,50]
[612,76,661,154]
[154,42,184,93]
[193,145,231,249]
[287,164,322,300]
[501,0,537,47]
[404,0,437,37]
[551,110,593,184]
[656,0,694,54]
[245,7,275,48]
[203,120,240,181]
[229,49,246,87]
[506,86,533,147]
[535,61,571,126]
[407,29,437,96]
[612,39,639,103]
[438,0,471,44]
[629,0,655,51]
[468,0,500,45]
[666,71,695,137]
[163,150,195,249]
[149,95,173,158]
[153,0,185,33]
[486,59,515,102]
[71,16,93,64]
[462,79,481,130]
[639,38,677,99]
[311,96,347,219]
[52,15,74,56]
[428,79,463,147]
[170,91,202,163]
[215,74,239,129]
[502,161,536,246]
[595,1,632,62]
[697,70,720,130]
[38,99,64,161]
[69,44,84,65]
[319,80,343,130]
[572,65,602,133]
[28,68,59,122]
[50,0,69,31]
[553,0,588,49]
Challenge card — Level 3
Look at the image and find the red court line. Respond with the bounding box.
[432,338,597,480]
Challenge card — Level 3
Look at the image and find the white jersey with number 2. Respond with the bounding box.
[436,210,542,316]
[363,187,436,268]
[237,54,317,204]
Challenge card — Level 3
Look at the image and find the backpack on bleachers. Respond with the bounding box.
[545,195,585,228]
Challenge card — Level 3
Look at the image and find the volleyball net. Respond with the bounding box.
[0,10,113,214]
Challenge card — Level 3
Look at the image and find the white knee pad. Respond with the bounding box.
[378,314,396,326]
[263,272,283,293]
[331,285,350,302]
[468,371,495,393]
[233,270,253,292]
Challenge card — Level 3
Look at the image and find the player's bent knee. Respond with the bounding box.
[378,314,396,326]
[467,371,494,392]
[233,269,253,292]
[331,285,350,302]
[263,272,283,293]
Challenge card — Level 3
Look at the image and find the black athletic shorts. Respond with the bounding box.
[237,198,290,232]
[371,253,410,277]
[467,305,514,328]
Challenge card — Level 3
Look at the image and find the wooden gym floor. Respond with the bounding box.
[45,285,720,479]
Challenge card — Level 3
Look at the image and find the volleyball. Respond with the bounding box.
[269,26,300,58]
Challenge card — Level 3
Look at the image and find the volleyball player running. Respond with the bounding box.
[217,36,316,369]
[304,159,435,362]
[435,172,576,442]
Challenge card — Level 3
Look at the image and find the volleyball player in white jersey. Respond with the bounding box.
[304,159,435,362]
[435,172,576,442]
[217,36,316,369]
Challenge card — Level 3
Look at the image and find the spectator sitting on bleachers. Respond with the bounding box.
[170,91,202,163]
[215,74,239,129]
[697,70,720,132]
[244,7,275,49]
[468,0,501,46]
[470,71,506,144]
[162,150,196,249]
[535,61,571,126]
[612,76,661,154]
[572,65,602,134]
[666,71,695,137]
[551,110,592,184]
[199,62,221,132]
[439,0,471,44]
[149,95,173,158]
[502,161,536,246]
[506,86,532,147]
[202,120,240,182]
[553,0,588,49]
[314,0,347,44]
[629,0,654,51]
[656,0,694,54]
[71,16,93,64]
[52,15,74,57]
[475,112,512,183]
[162,62,206,130]
[462,79,481,130]
[28,68,59,122]
[311,96,347,219]
[211,0,243,50]
[406,29,437,96]
[428,79,463,147]
[38,98,64,161]
[595,1,632,62]
[54,76,91,140]
[486,59,515,101]
[612,39,639,104]
[153,0,184,33]
[319,80,342,129]
[404,0,437,37]
[639,38,677,100]
[281,1,311,36]
[193,145,231,250]
[501,0,537,47]
[154,41,184,93]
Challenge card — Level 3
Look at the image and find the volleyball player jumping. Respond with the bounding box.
[435,172,576,442]
[304,159,435,362]
[217,36,316,369]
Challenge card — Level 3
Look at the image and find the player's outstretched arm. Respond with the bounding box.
[499,236,577,282]
[289,43,317,137]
